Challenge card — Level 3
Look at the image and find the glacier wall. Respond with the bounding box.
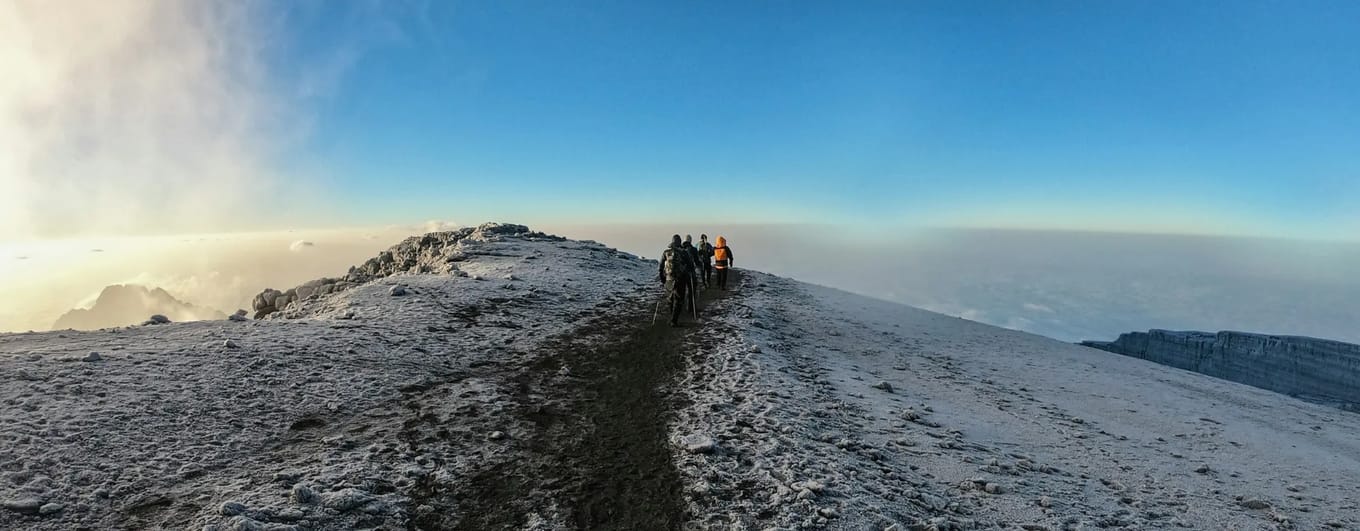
[1082,330,1360,409]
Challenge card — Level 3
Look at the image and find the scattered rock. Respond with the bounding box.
[82,351,102,362]
[38,502,64,515]
[227,515,267,531]
[389,285,407,297]
[290,484,318,505]
[219,501,247,516]
[1038,496,1053,508]
[1194,464,1212,474]
[320,488,373,512]
[1239,499,1271,510]
[680,433,716,454]
[488,431,507,440]
[2,497,43,514]
[223,339,240,349]
[143,314,171,325]
[872,381,894,393]
[228,310,249,322]
[918,493,948,511]
[984,482,1006,494]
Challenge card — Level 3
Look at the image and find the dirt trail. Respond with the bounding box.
[435,271,742,530]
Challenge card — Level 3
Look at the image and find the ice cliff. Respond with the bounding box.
[1082,330,1360,409]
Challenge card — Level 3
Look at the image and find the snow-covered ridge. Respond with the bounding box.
[1082,329,1360,410]
[0,224,657,530]
[249,223,569,318]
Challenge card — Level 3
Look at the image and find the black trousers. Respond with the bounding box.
[716,267,728,289]
[669,277,691,324]
[702,262,712,284]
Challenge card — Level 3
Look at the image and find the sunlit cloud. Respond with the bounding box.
[0,1,297,240]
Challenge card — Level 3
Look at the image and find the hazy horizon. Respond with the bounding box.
[5,222,1358,348]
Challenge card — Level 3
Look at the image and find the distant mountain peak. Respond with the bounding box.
[52,284,227,330]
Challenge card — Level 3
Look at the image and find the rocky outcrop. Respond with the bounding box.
[250,222,563,318]
[52,285,227,330]
[1083,330,1360,409]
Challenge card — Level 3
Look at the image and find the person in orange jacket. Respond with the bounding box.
[713,236,734,290]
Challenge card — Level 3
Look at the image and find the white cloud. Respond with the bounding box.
[423,220,462,233]
[0,1,312,239]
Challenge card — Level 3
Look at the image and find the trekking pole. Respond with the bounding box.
[690,279,699,321]
[651,286,664,325]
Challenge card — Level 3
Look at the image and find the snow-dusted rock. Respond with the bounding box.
[320,488,373,512]
[289,484,318,505]
[679,433,716,454]
[38,502,64,515]
[82,351,101,362]
[2,497,43,514]
[143,314,171,325]
[219,501,247,516]
[389,285,407,297]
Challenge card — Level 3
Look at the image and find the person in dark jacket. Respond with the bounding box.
[658,234,697,326]
[683,235,705,291]
[698,234,714,286]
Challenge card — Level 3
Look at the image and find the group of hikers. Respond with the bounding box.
[657,234,734,327]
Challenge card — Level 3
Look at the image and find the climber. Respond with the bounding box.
[658,234,697,326]
[698,234,715,287]
[683,235,706,292]
[713,235,734,290]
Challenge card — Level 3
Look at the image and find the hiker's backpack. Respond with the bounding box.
[663,248,692,280]
[713,246,729,263]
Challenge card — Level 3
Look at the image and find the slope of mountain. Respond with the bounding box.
[1,223,1357,530]
[1083,330,1360,410]
[50,285,227,330]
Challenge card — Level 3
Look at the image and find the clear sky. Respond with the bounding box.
[3,1,1358,239]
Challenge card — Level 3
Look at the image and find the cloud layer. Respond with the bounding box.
[0,1,293,239]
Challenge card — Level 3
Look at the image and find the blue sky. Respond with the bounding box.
[272,1,1359,239]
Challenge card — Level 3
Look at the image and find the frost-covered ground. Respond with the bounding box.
[678,272,1360,530]
[0,225,658,530]
[3,225,1358,530]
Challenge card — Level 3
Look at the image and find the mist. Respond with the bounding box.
[4,220,1357,344]
[0,0,305,240]
[546,224,1360,344]
[0,226,418,332]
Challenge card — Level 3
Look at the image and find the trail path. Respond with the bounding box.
[432,271,741,530]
